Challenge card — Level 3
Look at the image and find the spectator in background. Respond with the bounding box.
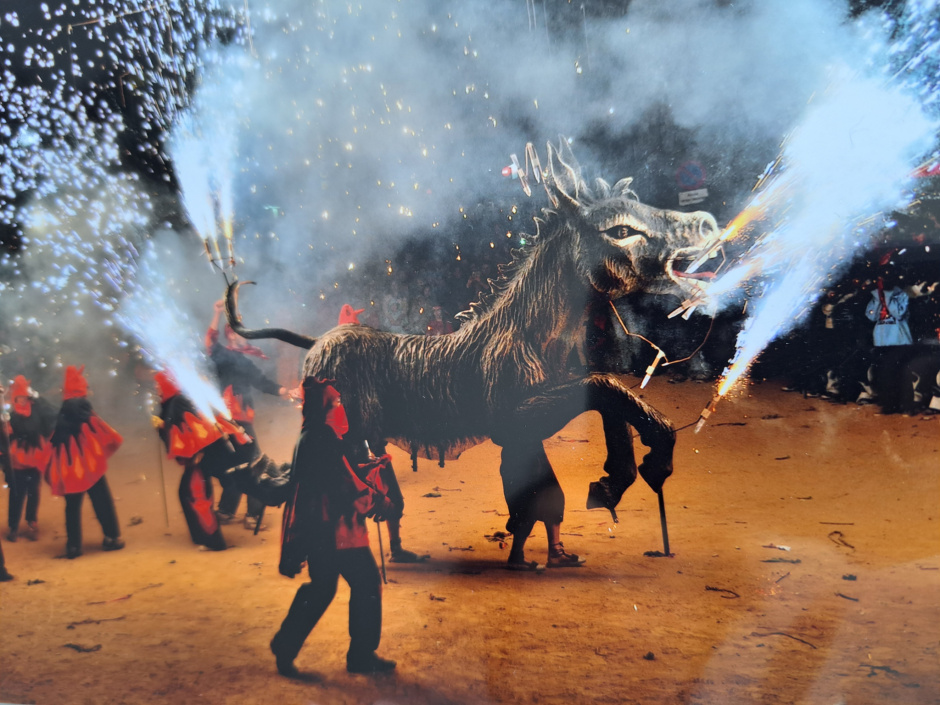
[382,280,407,334]
[425,306,454,336]
[865,272,913,414]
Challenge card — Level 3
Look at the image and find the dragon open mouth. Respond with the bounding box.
[666,244,724,299]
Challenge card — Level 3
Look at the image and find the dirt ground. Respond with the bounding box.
[1,378,938,705]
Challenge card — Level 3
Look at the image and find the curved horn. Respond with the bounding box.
[224,280,316,350]
[546,138,582,208]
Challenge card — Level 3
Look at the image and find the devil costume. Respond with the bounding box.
[45,366,124,559]
[154,372,255,551]
[206,325,282,525]
[3,376,56,541]
[269,378,398,677]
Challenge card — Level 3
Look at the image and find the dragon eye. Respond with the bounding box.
[602,225,648,243]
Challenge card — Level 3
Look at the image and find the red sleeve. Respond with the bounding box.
[205,326,220,352]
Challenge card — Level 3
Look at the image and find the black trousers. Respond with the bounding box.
[8,468,41,531]
[499,442,565,536]
[64,476,120,551]
[271,546,382,662]
[217,422,264,519]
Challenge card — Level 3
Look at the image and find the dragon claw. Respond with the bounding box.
[586,478,628,517]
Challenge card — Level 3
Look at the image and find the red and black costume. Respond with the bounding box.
[206,325,281,521]
[45,366,124,559]
[3,376,56,541]
[269,378,397,676]
[154,372,253,551]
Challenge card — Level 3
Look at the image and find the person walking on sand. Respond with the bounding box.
[270,377,398,677]
[45,366,124,559]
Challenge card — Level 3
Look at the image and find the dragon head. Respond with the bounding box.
[545,139,719,301]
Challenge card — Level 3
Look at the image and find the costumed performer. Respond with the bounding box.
[3,375,56,542]
[45,366,124,559]
[337,303,424,564]
[270,377,399,677]
[207,299,291,530]
[153,371,257,551]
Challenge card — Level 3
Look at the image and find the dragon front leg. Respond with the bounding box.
[497,373,675,517]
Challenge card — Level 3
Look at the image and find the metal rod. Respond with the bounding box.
[154,434,170,528]
[376,519,387,584]
[657,490,671,556]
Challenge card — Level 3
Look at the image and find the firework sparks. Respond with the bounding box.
[694,63,937,430]
[117,242,228,421]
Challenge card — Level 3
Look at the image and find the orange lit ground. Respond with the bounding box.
[1,380,938,705]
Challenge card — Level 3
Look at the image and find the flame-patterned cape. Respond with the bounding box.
[45,398,123,496]
[158,393,250,462]
[3,397,56,473]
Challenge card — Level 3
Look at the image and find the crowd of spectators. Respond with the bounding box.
[765,260,940,418]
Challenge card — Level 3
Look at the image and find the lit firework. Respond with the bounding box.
[694,63,937,430]
[117,241,229,421]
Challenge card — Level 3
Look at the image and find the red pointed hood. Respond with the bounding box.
[63,365,88,400]
[10,375,30,399]
[154,371,181,402]
[338,304,365,325]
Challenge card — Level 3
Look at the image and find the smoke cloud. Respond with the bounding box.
[1,0,938,411]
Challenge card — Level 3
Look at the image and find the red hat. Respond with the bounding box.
[338,304,365,325]
[10,375,30,399]
[63,365,88,400]
[154,371,181,402]
[301,377,348,436]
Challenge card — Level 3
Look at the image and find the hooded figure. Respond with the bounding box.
[154,371,254,551]
[2,376,56,541]
[206,299,288,529]
[46,366,124,559]
[269,377,398,678]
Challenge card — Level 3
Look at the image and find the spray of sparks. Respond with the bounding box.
[0,2,241,378]
[116,241,229,420]
[1,0,938,411]
[701,2,940,404]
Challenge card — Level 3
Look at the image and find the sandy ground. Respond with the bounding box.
[0,378,938,705]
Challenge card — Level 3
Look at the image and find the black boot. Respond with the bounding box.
[346,651,396,674]
[270,634,301,678]
[389,541,426,563]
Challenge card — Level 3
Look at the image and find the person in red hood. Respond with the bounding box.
[335,303,424,564]
[270,377,399,678]
[2,375,56,542]
[45,366,124,559]
[153,371,256,551]
[207,299,291,530]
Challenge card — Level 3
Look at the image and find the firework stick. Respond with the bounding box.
[153,434,170,528]
[657,489,671,556]
[375,518,387,584]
